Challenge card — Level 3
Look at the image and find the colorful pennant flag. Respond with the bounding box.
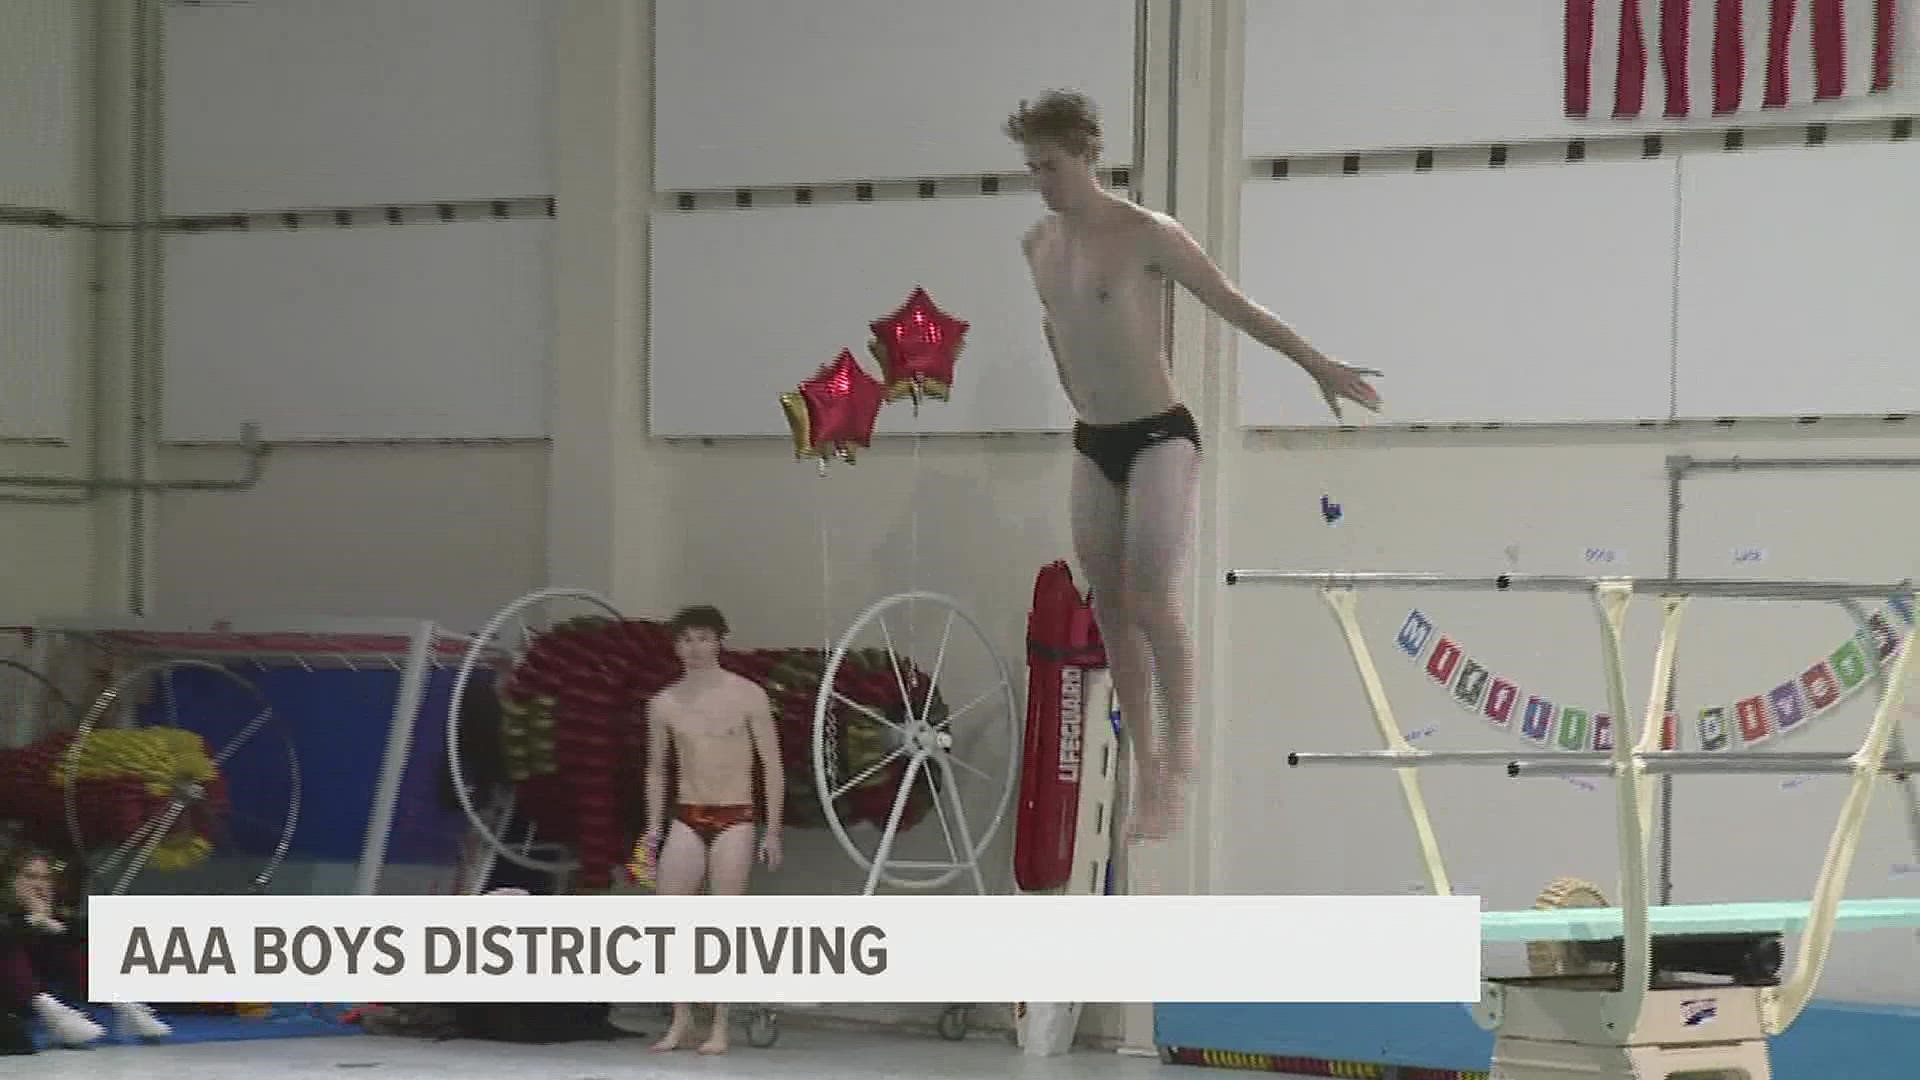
[1396,597,1910,753]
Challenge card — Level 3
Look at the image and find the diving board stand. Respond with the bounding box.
[1229,571,1920,1080]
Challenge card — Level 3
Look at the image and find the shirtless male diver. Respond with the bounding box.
[1009,90,1381,841]
[642,605,786,1055]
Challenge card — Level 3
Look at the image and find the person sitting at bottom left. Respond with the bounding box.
[0,841,172,1053]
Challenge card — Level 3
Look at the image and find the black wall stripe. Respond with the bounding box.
[0,196,555,232]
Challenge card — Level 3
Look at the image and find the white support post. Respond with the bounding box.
[1764,604,1920,1033]
[1591,583,1653,1035]
[353,619,436,895]
[1631,597,1687,878]
[4,628,56,747]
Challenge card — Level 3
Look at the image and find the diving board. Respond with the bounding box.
[1482,898,1920,943]
[1223,570,1920,1080]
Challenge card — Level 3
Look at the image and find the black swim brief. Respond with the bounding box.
[1071,403,1201,486]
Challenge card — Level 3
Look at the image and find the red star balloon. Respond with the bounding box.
[779,348,887,465]
[869,286,968,408]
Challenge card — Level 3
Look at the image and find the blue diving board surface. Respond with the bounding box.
[1482,897,1920,941]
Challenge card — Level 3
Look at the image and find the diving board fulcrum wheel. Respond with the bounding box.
[811,590,1020,897]
[1526,876,1611,978]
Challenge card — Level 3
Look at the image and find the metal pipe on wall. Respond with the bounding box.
[0,2,269,514]
[126,0,156,612]
[1511,756,1920,778]
[1661,452,1920,910]
[0,423,266,491]
[1676,455,1920,471]
[1658,460,1682,904]
[1223,570,1914,600]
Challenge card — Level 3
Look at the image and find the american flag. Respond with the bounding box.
[1566,1,1899,119]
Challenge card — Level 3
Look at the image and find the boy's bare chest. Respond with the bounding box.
[666,692,748,740]
[1031,227,1160,311]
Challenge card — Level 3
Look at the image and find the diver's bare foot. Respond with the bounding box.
[697,1030,729,1055]
[651,1017,692,1052]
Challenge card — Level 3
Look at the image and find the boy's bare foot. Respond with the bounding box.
[699,1005,729,1054]
[651,1013,693,1052]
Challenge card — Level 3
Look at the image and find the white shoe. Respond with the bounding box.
[31,993,104,1047]
[113,1002,172,1040]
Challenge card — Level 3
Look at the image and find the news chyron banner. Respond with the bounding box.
[90,894,1480,1003]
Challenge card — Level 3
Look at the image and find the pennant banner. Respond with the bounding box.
[1394,597,1912,752]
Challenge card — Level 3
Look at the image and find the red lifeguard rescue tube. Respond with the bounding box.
[1014,560,1107,892]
